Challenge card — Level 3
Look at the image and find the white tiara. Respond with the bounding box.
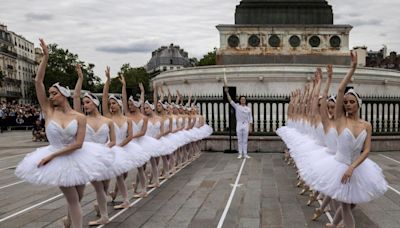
[52,82,71,97]
[129,96,141,108]
[345,89,362,108]
[109,94,123,107]
[83,92,100,106]
[145,100,154,110]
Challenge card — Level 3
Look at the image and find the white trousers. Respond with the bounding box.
[236,122,249,155]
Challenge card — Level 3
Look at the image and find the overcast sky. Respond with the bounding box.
[1,0,399,81]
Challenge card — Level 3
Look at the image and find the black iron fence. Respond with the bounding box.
[193,95,400,136]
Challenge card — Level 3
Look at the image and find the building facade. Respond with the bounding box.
[145,44,193,75]
[10,32,36,104]
[216,0,352,65]
[0,24,37,104]
[0,24,18,103]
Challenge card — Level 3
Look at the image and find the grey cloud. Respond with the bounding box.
[25,12,54,21]
[345,18,382,26]
[96,40,160,54]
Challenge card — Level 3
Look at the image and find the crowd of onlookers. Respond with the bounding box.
[0,101,47,141]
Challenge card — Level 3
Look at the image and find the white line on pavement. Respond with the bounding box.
[0,166,17,171]
[379,154,400,165]
[0,153,26,161]
[217,158,246,228]
[0,182,90,223]
[97,155,201,228]
[0,180,25,190]
[0,194,63,223]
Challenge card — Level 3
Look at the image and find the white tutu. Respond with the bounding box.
[123,141,150,167]
[159,135,178,155]
[110,146,138,175]
[15,142,113,187]
[132,136,164,157]
[310,157,388,204]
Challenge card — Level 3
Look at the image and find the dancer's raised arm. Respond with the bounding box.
[167,88,172,104]
[139,82,145,114]
[73,64,84,112]
[320,65,333,129]
[311,68,322,116]
[336,51,357,119]
[102,66,111,118]
[35,39,50,115]
[119,75,128,114]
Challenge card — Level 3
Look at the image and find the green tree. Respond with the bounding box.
[197,48,216,66]
[109,64,151,99]
[41,44,101,93]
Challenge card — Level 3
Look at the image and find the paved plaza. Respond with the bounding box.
[0,131,399,227]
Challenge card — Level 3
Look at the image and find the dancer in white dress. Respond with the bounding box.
[102,67,139,209]
[311,52,388,228]
[15,39,109,228]
[72,64,120,225]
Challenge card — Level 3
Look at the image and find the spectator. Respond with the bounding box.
[32,119,46,141]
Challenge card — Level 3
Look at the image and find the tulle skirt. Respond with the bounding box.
[310,157,388,204]
[123,141,150,167]
[15,142,114,187]
[132,136,164,157]
[159,135,178,155]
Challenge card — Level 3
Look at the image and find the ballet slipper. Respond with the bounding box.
[62,216,71,228]
[148,182,160,188]
[113,202,130,209]
[159,175,166,180]
[312,208,324,221]
[109,191,117,202]
[133,191,148,198]
[296,180,303,188]
[307,196,317,206]
[93,204,100,217]
[325,223,336,228]
[88,218,109,226]
[299,186,309,195]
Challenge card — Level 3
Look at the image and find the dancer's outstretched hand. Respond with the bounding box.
[118,75,126,85]
[105,66,111,81]
[350,51,357,68]
[39,38,49,57]
[38,155,53,167]
[341,166,354,184]
[76,64,83,79]
[327,64,333,77]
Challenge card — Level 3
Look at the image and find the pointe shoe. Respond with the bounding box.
[109,191,117,202]
[159,175,166,180]
[88,218,109,226]
[307,193,318,206]
[296,181,303,188]
[133,192,148,198]
[94,204,100,217]
[62,216,71,228]
[113,202,130,209]
[312,208,324,221]
[148,183,160,188]
[325,223,336,228]
[299,187,308,195]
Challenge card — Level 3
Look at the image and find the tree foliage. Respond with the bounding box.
[197,48,216,66]
[109,64,151,99]
[42,44,101,93]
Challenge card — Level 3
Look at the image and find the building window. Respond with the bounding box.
[163,66,167,71]
[170,59,173,64]
[170,67,174,70]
